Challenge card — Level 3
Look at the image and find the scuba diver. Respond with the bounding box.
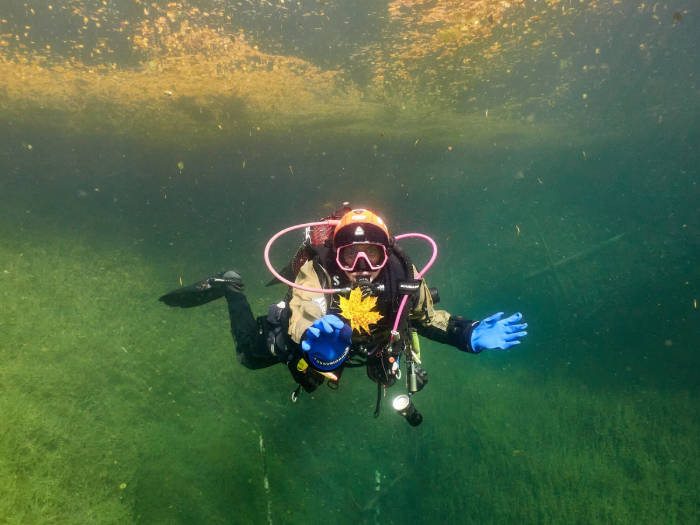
[159,205,528,425]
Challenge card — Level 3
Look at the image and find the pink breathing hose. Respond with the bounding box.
[264,221,342,294]
[264,221,438,336]
[390,233,437,337]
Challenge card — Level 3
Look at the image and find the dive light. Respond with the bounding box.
[392,394,423,426]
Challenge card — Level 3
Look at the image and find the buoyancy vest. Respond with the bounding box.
[281,240,416,343]
[309,241,416,359]
[280,240,419,387]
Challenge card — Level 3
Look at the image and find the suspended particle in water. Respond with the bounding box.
[177,161,184,171]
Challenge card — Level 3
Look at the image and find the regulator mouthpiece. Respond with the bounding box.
[392,395,423,427]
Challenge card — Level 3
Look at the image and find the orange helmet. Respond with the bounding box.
[333,209,390,247]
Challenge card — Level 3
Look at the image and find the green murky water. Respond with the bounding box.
[0,1,698,523]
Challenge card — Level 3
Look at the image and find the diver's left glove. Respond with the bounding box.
[470,312,528,351]
[301,314,352,371]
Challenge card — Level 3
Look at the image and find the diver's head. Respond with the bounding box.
[333,209,390,283]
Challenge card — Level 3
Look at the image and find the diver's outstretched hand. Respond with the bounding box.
[470,312,528,351]
[301,315,352,369]
[301,314,351,351]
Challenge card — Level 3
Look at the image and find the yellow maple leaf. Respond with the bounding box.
[338,287,383,334]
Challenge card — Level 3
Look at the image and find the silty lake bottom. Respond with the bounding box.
[0,119,697,524]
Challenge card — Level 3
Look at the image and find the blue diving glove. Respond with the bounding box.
[470,312,528,351]
[301,314,352,370]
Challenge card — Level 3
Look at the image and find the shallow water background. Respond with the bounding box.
[1,1,698,523]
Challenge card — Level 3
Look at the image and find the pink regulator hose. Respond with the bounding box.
[391,233,438,337]
[264,221,342,294]
[264,222,439,337]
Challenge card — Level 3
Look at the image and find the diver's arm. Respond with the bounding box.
[415,312,481,353]
[411,272,527,352]
[288,260,328,344]
[410,278,481,353]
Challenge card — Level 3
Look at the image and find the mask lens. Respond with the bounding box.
[338,243,386,270]
[363,244,384,265]
[339,245,358,267]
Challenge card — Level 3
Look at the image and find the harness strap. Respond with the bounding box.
[373,382,382,418]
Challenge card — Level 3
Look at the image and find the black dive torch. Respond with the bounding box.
[392,394,423,426]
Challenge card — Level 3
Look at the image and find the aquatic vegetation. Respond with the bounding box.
[0,0,687,146]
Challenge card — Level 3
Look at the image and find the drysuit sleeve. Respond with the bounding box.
[409,267,480,353]
[288,260,328,344]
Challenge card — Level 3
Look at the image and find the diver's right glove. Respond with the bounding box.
[470,312,528,351]
[301,314,352,371]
